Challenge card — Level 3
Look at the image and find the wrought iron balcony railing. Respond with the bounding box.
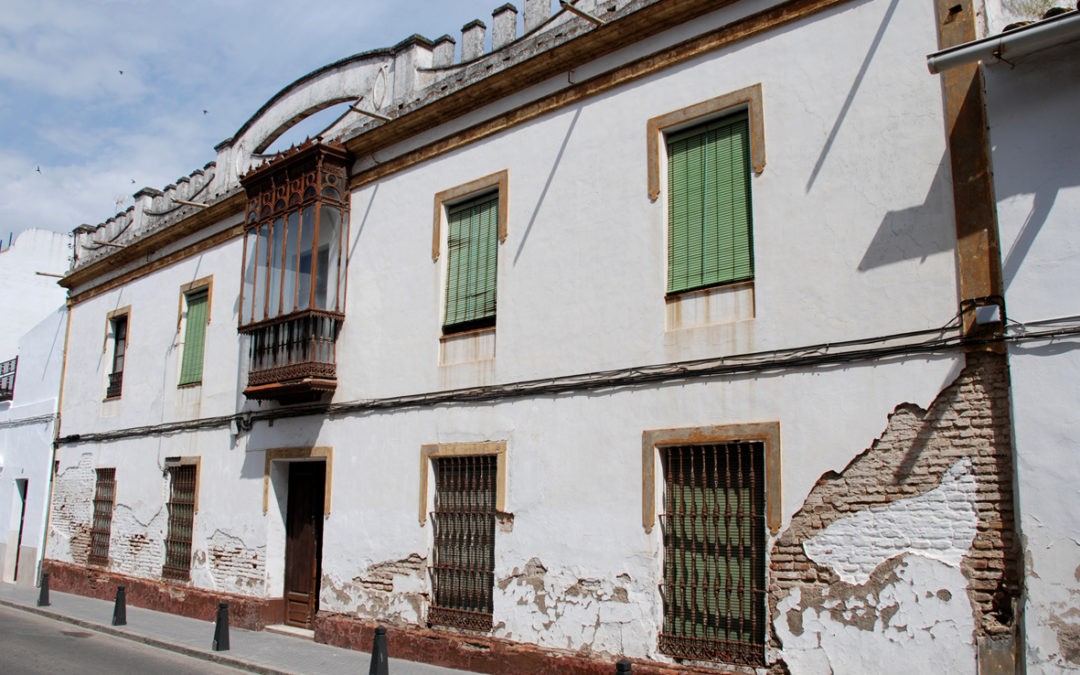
[241,309,341,403]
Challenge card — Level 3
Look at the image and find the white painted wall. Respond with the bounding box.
[985,38,1080,672]
[0,229,69,359]
[0,306,67,585]
[49,0,1001,671]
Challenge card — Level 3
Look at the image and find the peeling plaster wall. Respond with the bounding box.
[985,39,1080,672]
[770,353,1019,674]
[44,0,1028,671]
[48,430,267,598]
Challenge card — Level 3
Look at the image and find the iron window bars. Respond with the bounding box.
[88,468,116,567]
[659,443,766,667]
[429,454,496,632]
[0,357,16,402]
[162,464,196,581]
[238,141,350,402]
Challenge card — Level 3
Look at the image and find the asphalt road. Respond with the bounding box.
[0,603,245,674]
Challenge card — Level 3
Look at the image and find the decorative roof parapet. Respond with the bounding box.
[68,0,644,277]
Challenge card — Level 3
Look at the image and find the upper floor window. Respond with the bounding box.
[238,142,350,402]
[647,85,764,305]
[0,357,16,402]
[432,171,508,338]
[666,112,754,294]
[106,310,129,399]
[178,280,210,386]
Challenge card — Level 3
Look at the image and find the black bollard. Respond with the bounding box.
[212,601,230,651]
[368,625,389,675]
[112,585,127,626]
[37,571,50,607]
[616,659,632,673]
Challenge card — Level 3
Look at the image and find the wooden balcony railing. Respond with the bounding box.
[240,309,342,403]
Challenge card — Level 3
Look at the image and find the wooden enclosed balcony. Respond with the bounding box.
[238,142,350,404]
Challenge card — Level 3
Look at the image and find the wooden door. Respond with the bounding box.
[284,462,325,629]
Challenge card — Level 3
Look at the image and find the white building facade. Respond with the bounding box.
[43,1,1056,673]
[0,228,70,586]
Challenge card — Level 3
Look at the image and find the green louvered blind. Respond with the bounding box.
[444,193,498,332]
[667,113,754,294]
[178,290,208,385]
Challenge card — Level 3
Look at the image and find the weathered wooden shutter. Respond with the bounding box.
[667,112,753,293]
[444,194,498,330]
[178,290,208,385]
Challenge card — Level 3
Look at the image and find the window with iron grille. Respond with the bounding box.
[88,468,116,567]
[429,454,496,632]
[162,464,196,581]
[659,443,766,667]
[0,356,16,402]
[106,315,128,398]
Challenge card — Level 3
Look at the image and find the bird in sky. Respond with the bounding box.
[36,166,41,173]
[119,70,124,75]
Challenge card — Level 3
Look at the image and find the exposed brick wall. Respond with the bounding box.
[769,352,1020,666]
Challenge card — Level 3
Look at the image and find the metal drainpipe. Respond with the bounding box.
[927,10,1080,74]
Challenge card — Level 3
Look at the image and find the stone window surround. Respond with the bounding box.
[641,421,781,535]
[418,440,507,526]
[646,83,765,203]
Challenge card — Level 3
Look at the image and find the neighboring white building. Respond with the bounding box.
[0,228,70,586]
[982,11,1080,672]
[43,1,1068,673]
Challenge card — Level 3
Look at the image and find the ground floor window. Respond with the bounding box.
[88,468,116,567]
[659,442,766,666]
[162,464,197,581]
[428,454,496,632]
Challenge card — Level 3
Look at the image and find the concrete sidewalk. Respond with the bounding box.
[0,581,479,675]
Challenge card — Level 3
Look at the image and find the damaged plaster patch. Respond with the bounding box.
[803,459,977,584]
[321,554,427,625]
[776,556,976,675]
[497,557,647,657]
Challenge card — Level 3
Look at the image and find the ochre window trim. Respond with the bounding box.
[647,83,765,202]
[642,422,781,534]
[262,446,333,516]
[104,305,132,353]
[431,170,508,261]
[418,441,507,525]
[176,276,214,332]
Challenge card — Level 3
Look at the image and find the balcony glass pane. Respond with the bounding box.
[318,204,341,311]
[283,211,300,314]
[268,217,285,317]
[254,223,270,321]
[298,205,315,311]
[241,230,257,324]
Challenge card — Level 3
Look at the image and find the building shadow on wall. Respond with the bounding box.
[857,152,956,273]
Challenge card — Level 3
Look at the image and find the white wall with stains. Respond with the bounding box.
[985,36,1080,672]
[45,0,1035,671]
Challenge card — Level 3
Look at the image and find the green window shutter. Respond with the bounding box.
[444,193,498,330]
[178,290,208,385]
[667,112,754,293]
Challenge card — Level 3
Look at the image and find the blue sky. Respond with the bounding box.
[0,0,515,242]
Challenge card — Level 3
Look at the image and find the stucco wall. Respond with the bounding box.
[45,0,1032,672]
[986,39,1080,672]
